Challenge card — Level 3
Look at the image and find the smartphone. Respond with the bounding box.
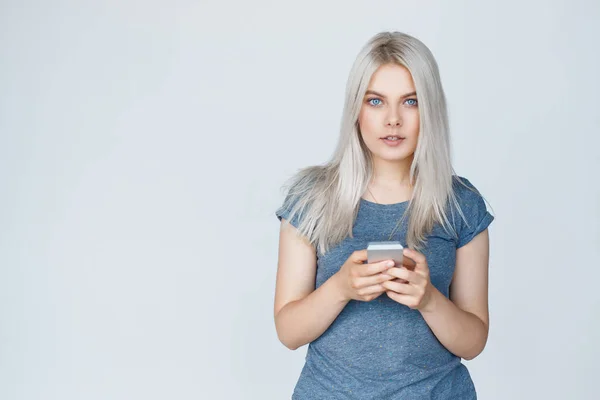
[367,241,416,270]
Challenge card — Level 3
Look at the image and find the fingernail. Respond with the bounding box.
[387,261,394,267]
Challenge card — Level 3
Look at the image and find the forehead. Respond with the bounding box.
[367,63,415,94]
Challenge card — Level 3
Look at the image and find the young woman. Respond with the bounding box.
[274,31,494,399]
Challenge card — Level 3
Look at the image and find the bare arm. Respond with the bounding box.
[273,219,349,350]
[419,229,490,360]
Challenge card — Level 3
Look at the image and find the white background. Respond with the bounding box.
[1,1,598,399]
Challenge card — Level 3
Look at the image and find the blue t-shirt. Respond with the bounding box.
[275,176,494,399]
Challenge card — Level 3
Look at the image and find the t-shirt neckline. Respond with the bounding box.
[360,197,409,208]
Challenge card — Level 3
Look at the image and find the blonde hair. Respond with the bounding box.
[278,31,485,254]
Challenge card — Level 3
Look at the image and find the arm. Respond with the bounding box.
[419,229,490,360]
[273,219,349,350]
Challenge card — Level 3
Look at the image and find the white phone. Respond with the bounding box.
[367,241,415,269]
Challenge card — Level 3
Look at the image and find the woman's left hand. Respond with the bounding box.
[381,248,436,311]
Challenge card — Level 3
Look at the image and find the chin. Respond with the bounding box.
[381,154,413,162]
[371,149,411,161]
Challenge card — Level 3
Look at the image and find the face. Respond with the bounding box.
[358,63,420,163]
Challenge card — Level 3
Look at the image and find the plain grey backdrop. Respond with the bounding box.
[1,0,598,399]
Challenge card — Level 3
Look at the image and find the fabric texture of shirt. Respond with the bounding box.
[275,176,494,399]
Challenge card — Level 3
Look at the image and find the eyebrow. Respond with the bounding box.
[365,90,417,99]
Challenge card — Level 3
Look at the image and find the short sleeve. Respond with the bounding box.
[453,177,495,248]
[275,192,303,229]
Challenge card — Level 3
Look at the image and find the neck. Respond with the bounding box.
[370,155,414,188]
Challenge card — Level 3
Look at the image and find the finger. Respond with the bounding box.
[357,284,387,297]
[386,291,418,308]
[355,271,396,288]
[386,267,418,283]
[359,260,395,277]
[381,280,417,295]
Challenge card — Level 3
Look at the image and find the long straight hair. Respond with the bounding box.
[278,31,476,254]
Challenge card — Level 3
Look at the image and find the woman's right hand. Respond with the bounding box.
[333,249,396,302]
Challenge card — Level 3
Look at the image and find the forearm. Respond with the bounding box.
[420,287,489,360]
[275,274,349,350]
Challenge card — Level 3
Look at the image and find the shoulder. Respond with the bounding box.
[278,165,326,207]
[451,175,490,212]
[275,165,326,227]
[452,175,482,199]
[450,175,494,248]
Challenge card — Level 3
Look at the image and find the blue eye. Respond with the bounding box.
[367,98,382,107]
[405,98,418,106]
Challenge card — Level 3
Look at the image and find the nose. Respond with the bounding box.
[386,109,402,127]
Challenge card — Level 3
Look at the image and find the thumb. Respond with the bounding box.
[404,248,426,270]
[352,249,368,263]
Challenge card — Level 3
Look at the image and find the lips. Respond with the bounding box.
[381,137,405,146]
[380,135,405,140]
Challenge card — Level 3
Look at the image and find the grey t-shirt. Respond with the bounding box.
[275,176,494,399]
